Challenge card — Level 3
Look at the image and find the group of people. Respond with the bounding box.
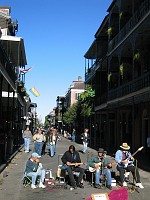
[61,142,144,190]
[23,126,144,191]
[23,126,59,157]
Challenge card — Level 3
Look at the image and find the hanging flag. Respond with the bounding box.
[19,67,32,74]
[29,87,40,97]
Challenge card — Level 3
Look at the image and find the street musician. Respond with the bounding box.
[61,145,84,189]
[87,148,112,190]
[115,142,144,188]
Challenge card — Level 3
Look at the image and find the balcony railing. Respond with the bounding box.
[85,59,101,82]
[0,42,16,83]
[108,0,150,52]
[108,71,150,101]
[95,93,107,106]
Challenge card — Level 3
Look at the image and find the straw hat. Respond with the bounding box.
[120,143,130,150]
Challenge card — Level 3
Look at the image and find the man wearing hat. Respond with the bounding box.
[115,142,144,188]
[87,148,112,190]
[25,152,46,189]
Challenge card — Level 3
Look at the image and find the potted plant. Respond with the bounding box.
[133,52,140,61]
[18,81,24,87]
[120,63,124,79]
[108,72,112,82]
[21,87,26,92]
[107,27,112,36]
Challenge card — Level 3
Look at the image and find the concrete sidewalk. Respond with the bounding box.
[0,137,150,200]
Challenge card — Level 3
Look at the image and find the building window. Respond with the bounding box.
[75,93,81,100]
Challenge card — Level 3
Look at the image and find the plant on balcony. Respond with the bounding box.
[133,52,140,61]
[18,81,24,87]
[120,63,124,79]
[107,27,112,36]
[80,85,95,117]
[21,87,26,92]
[119,11,123,19]
[108,72,112,82]
[26,93,29,97]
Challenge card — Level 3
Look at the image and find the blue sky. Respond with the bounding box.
[1,0,112,122]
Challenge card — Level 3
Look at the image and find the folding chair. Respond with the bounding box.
[22,170,40,188]
[22,171,32,188]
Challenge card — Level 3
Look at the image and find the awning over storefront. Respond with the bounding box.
[0,35,27,67]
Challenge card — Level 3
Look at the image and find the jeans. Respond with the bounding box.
[50,144,56,157]
[95,168,111,185]
[34,142,43,156]
[24,138,30,152]
[27,168,45,185]
[66,166,84,186]
[82,142,88,153]
[117,165,140,183]
[72,135,75,142]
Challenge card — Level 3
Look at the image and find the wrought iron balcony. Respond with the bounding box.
[0,42,16,84]
[108,71,150,101]
[108,0,150,53]
[85,59,101,82]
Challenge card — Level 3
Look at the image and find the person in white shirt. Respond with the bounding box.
[81,128,90,153]
[33,128,46,157]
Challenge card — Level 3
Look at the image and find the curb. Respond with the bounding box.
[0,144,24,174]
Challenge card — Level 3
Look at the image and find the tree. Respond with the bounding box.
[63,103,77,127]
[80,85,95,117]
[44,115,50,128]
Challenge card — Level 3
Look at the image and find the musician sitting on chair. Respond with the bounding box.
[115,142,144,189]
[61,145,84,189]
[87,148,112,190]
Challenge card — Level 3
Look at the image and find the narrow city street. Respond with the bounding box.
[0,137,150,200]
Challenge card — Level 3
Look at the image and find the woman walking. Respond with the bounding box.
[81,128,90,153]
[33,128,46,157]
[23,126,32,153]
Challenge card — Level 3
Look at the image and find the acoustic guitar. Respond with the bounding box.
[88,161,117,172]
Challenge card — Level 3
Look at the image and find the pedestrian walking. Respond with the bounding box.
[71,128,76,142]
[41,129,47,155]
[22,126,32,153]
[81,128,90,153]
[147,137,150,162]
[49,129,57,157]
[33,128,46,157]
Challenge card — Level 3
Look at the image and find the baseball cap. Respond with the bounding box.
[31,152,40,158]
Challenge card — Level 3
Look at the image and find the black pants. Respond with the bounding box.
[117,165,140,183]
[66,166,84,186]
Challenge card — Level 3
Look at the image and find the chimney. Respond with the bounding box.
[78,76,82,81]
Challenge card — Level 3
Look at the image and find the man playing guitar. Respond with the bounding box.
[115,142,144,188]
[87,148,112,190]
[61,145,84,189]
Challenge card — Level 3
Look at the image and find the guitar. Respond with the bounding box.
[61,162,84,170]
[88,162,117,172]
[122,146,144,168]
